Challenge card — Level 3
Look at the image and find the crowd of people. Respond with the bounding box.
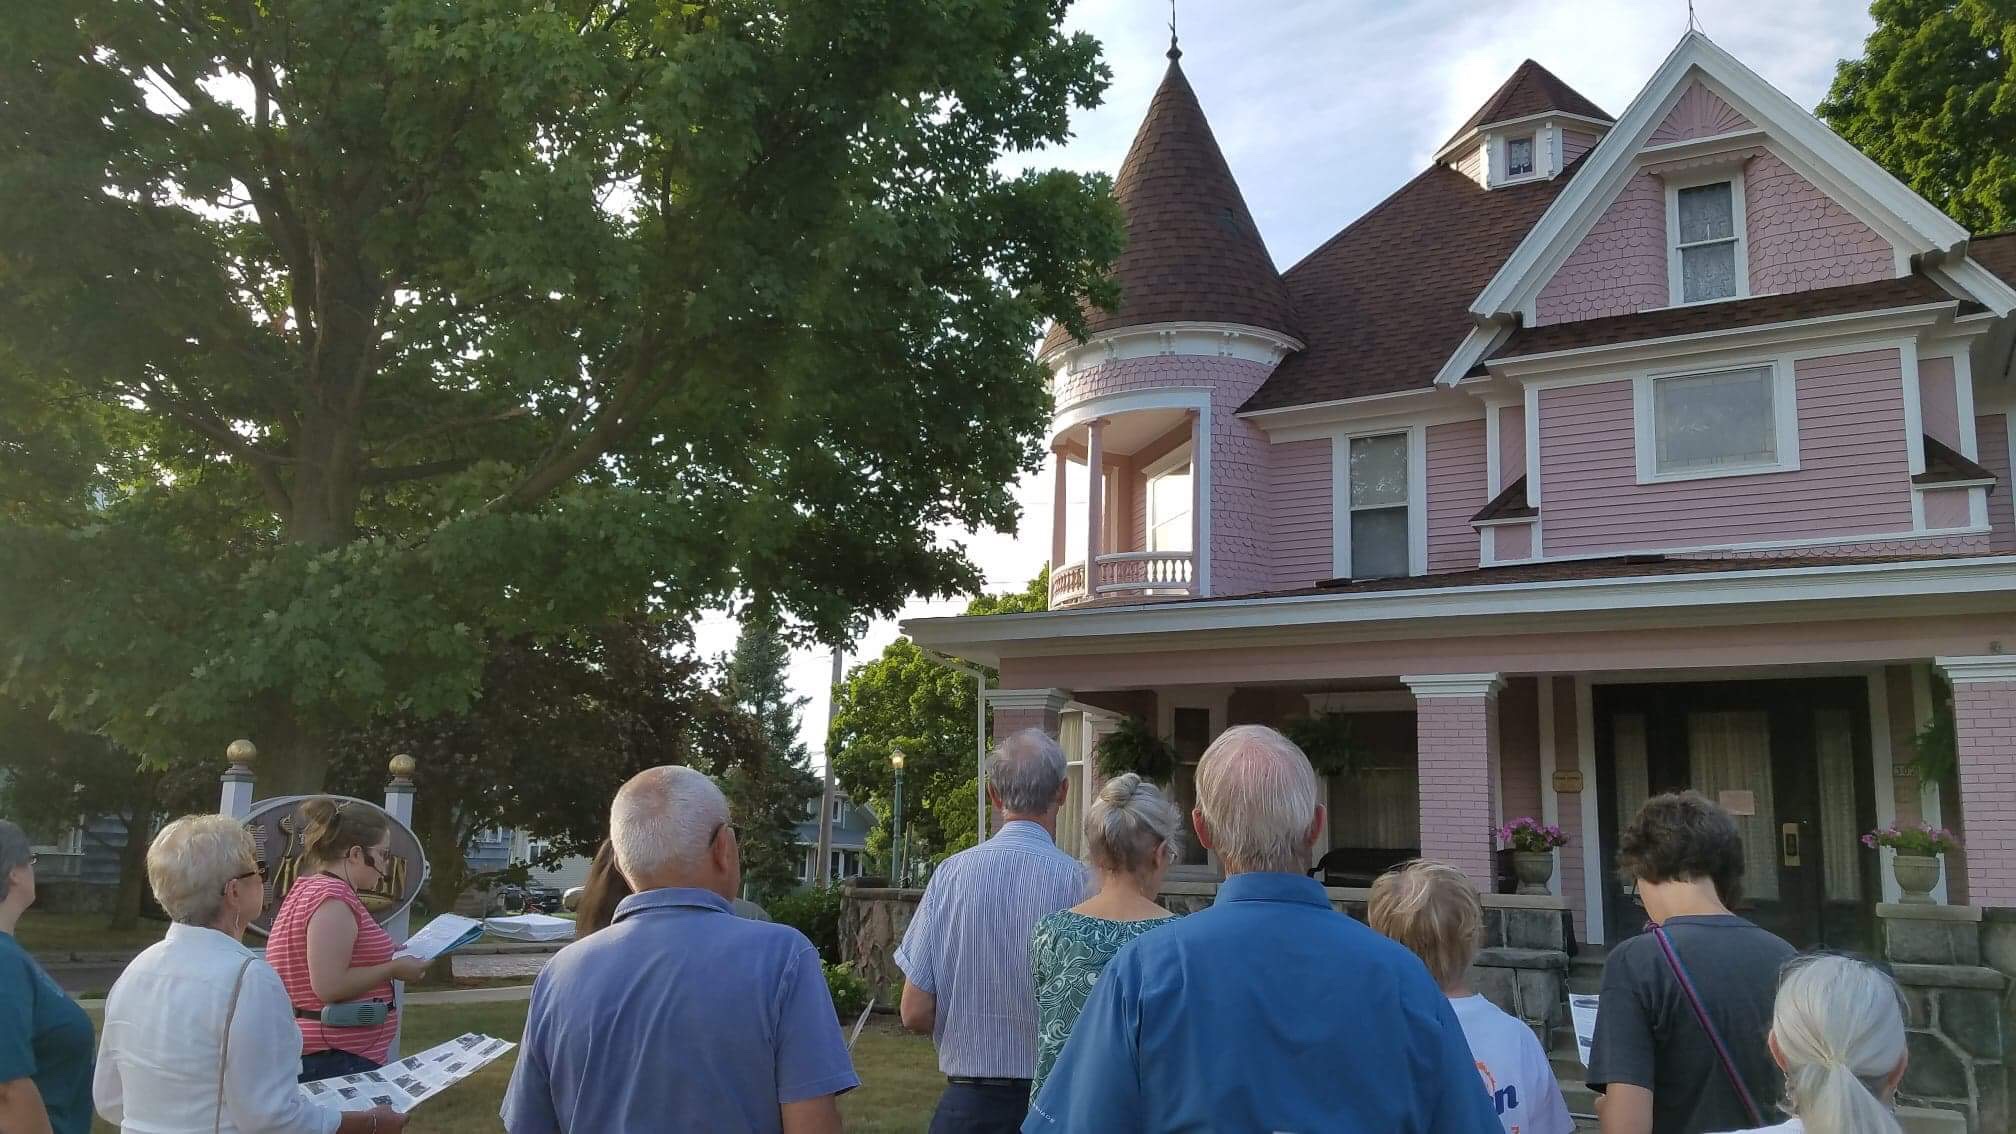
[0,722,1925,1134]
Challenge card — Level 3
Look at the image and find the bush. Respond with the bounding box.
[770,884,845,962]
[824,961,871,1020]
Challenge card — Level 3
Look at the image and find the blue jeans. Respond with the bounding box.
[928,1080,1031,1134]
[298,1048,380,1082]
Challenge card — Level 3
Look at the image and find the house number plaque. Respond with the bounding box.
[1551,770,1584,793]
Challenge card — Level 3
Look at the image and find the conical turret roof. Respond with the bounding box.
[1041,57,1299,356]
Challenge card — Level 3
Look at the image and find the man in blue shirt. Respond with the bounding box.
[502,766,858,1134]
[1025,725,1500,1134]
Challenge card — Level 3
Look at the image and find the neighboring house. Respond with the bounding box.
[468,828,592,891]
[794,789,874,886]
[909,31,2016,953]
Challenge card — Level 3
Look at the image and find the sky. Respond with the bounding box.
[694,0,1881,760]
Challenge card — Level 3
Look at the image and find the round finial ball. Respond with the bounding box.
[225,738,257,766]
[389,753,418,778]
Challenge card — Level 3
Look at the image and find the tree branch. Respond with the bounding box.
[360,457,477,485]
[134,384,295,516]
[487,331,669,512]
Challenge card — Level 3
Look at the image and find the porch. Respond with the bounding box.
[1047,401,1203,607]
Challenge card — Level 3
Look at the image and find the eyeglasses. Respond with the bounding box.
[710,822,742,845]
[232,861,270,884]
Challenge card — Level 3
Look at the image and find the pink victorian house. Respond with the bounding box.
[907,32,2016,953]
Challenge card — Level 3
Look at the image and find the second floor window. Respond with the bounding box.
[1349,433,1409,579]
[1671,179,1745,303]
[1505,134,1536,178]
[1647,364,1788,478]
[1147,456,1193,552]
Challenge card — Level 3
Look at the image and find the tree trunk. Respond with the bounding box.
[418,794,469,917]
[107,814,150,931]
[259,713,334,798]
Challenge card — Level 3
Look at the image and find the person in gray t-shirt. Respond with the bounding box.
[1587,792,1795,1134]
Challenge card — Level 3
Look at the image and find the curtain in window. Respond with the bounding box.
[1058,713,1085,860]
[1349,434,1408,579]
[1613,713,1651,841]
[1677,182,1738,302]
[1327,764,1420,850]
[1815,709,1861,903]
[1687,710,1779,901]
[1654,367,1775,473]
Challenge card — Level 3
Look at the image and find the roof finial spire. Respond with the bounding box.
[1687,0,1704,33]
[1167,0,1181,60]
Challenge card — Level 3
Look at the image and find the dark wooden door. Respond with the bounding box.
[1594,679,1875,949]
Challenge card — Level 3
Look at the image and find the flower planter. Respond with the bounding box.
[1892,853,1942,904]
[1512,851,1555,896]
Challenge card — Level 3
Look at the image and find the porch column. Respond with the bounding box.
[1936,656,2016,907]
[1051,444,1069,581]
[1403,673,1505,889]
[1085,419,1106,593]
[986,687,1074,742]
[1188,409,1203,595]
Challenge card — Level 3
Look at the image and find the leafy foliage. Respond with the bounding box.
[770,883,845,963]
[1820,0,2016,231]
[1281,713,1361,778]
[1907,674,1960,786]
[718,611,820,901]
[1863,823,1962,855]
[823,961,872,1020]
[1093,716,1177,783]
[0,2,1123,794]
[1495,817,1569,852]
[828,569,1047,863]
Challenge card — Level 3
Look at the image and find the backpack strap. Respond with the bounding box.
[215,956,254,1134]
[1649,924,1764,1127]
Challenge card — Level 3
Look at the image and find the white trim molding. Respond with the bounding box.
[1042,321,1303,374]
[1934,655,2016,684]
[1401,673,1507,699]
[1051,385,1212,445]
[983,687,1075,714]
[1632,357,1800,484]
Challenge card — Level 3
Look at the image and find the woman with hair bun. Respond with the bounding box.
[1714,953,1910,1134]
[1027,772,1182,1100]
[264,798,430,1080]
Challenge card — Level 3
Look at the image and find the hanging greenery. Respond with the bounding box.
[1283,713,1362,778]
[1908,676,1958,786]
[1095,716,1179,783]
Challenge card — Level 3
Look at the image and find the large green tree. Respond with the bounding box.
[0,1,1122,795]
[718,610,819,900]
[828,568,1046,864]
[1821,0,2016,231]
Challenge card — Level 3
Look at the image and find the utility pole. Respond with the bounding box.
[814,645,841,885]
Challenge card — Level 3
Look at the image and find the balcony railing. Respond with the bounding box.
[1050,551,1194,608]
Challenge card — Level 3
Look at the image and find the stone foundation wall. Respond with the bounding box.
[838,885,922,1011]
[1881,905,2011,1133]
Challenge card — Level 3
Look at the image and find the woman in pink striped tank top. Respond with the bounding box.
[265,798,430,1080]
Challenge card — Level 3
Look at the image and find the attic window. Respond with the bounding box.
[1505,134,1535,177]
[1667,175,1749,304]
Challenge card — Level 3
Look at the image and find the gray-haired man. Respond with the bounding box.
[896,728,1089,1134]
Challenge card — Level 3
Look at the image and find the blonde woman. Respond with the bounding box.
[1370,860,1574,1134]
[1027,773,1181,1100]
[94,814,404,1134]
[1713,954,1910,1134]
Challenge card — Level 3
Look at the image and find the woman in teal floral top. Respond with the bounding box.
[1028,772,1184,1099]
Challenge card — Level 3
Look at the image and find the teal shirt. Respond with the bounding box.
[0,932,94,1134]
[1028,910,1174,1100]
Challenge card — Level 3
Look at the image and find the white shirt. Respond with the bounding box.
[1449,994,1577,1134]
[1714,1121,1803,1133]
[96,923,341,1134]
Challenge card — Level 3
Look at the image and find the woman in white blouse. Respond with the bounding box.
[94,814,408,1134]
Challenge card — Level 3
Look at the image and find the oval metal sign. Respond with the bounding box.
[241,795,429,938]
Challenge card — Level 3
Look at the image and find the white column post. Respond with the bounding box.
[1188,409,1203,594]
[1085,419,1106,595]
[218,739,257,820]
[1051,445,1069,587]
[381,753,418,1061]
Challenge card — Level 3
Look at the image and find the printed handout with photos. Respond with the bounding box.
[300,1033,515,1113]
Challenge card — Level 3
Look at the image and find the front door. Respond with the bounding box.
[1595,679,1877,949]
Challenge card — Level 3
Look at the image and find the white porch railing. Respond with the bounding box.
[1051,552,1195,608]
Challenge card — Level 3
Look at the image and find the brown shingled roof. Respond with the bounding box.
[1968,231,2016,290]
[1490,275,1971,361]
[1039,58,1298,356]
[1471,476,1536,523]
[1239,163,1577,412]
[1439,60,1613,153]
[1917,435,1997,490]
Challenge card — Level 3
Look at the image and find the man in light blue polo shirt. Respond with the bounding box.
[502,765,857,1134]
[1025,726,1499,1134]
[896,728,1089,1134]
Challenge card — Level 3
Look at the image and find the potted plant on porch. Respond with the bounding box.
[1282,713,1361,778]
[1495,817,1569,895]
[1863,823,1961,904]
[1095,716,1178,785]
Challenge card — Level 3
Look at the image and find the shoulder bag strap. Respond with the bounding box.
[215,957,254,1134]
[1649,924,1764,1127]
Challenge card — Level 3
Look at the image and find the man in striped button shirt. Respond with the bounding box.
[896,728,1090,1134]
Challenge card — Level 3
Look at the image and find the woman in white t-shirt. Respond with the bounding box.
[1370,861,1574,1134]
[1713,953,1910,1134]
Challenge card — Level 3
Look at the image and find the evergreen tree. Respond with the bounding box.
[720,611,821,900]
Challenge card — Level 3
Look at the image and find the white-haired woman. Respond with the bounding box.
[94,815,406,1134]
[1713,953,1910,1134]
[1027,773,1181,1100]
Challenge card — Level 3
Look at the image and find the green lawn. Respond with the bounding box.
[87,998,941,1132]
[16,911,169,955]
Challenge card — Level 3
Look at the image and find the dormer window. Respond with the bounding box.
[1667,174,1749,304]
[1505,134,1536,178]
